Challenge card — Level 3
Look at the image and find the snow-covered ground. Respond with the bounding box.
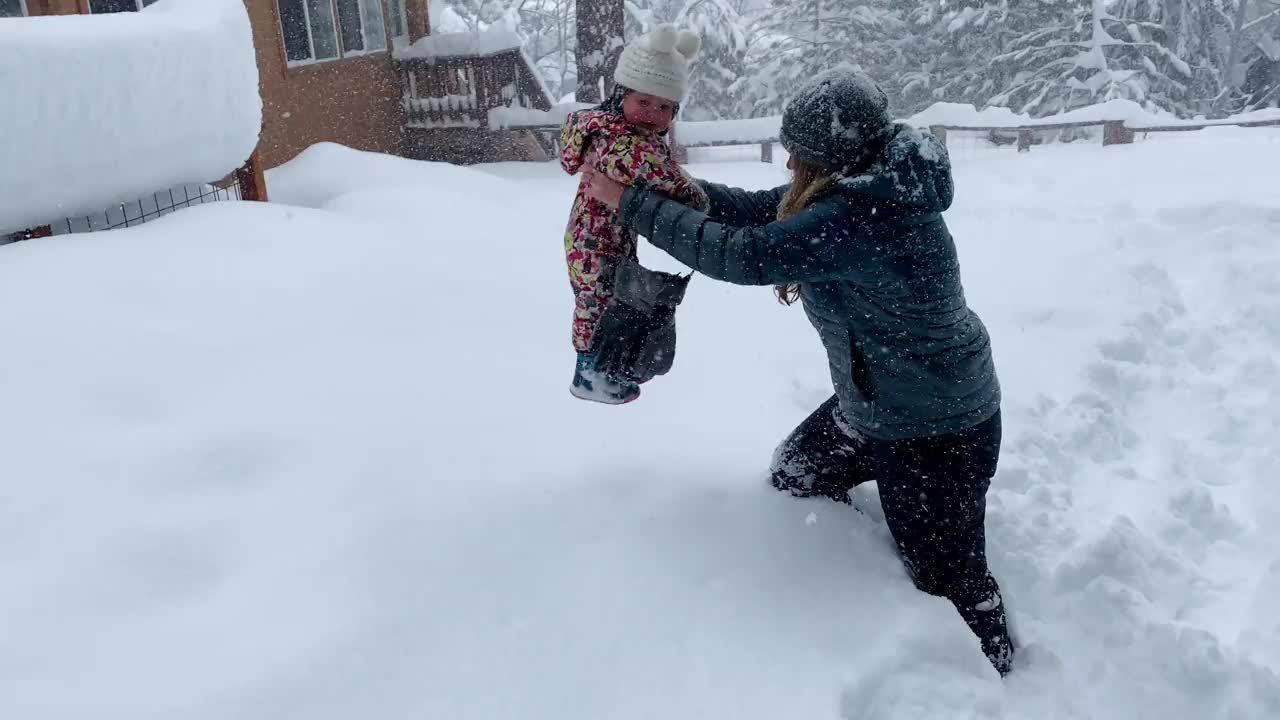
[2,129,1279,719]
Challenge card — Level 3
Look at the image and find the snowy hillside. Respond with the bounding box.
[2,130,1279,719]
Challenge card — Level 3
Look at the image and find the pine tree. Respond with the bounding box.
[1217,0,1280,112]
[1108,0,1199,114]
[989,0,1193,117]
[577,0,626,101]
[1238,0,1280,109]
[672,0,750,119]
[1159,0,1236,115]
[520,0,580,100]
[739,0,904,115]
[890,1,1016,112]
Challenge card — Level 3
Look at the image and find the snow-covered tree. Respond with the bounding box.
[1148,0,1236,116]
[437,0,1270,119]
[739,0,904,115]
[884,1,1010,112]
[988,0,1193,117]
[1216,0,1280,112]
[616,0,751,119]
[520,0,580,101]
[577,0,626,101]
[671,0,751,119]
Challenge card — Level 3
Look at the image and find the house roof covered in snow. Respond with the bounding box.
[395,28,523,60]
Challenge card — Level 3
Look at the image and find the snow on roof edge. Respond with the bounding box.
[395,28,524,61]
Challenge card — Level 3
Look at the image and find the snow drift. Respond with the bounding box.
[906,99,1280,129]
[3,134,1280,719]
[0,0,261,234]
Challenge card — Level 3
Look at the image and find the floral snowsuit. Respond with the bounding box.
[560,109,709,353]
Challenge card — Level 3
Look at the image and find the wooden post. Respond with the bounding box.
[929,125,948,147]
[669,125,688,164]
[234,148,268,202]
[576,0,625,103]
[1016,128,1033,152]
[407,0,431,42]
[1102,120,1135,146]
[761,141,773,163]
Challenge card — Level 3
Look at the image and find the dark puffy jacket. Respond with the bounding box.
[617,124,999,440]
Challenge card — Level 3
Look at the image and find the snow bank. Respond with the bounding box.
[395,27,523,59]
[1030,98,1174,127]
[673,116,782,145]
[904,99,1168,128]
[905,99,1280,130]
[488,102,593,129]
[0,0,261,234]
[4,135,1280,718]
[264,142,516,209]
[1127,106,1280,129]
[906,102,1032,128]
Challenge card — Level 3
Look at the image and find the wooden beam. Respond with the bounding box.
[407,0,430,42]
[1102,120,1135,146]
[8,225,53,242]
[1016,128,1033,152]
[234,149,268,201]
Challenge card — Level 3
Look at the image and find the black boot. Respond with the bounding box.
[956,587,1015,676]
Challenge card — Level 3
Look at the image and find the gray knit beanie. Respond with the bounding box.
[779,65,895,175]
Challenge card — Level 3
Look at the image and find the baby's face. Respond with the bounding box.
[622,91,675,133]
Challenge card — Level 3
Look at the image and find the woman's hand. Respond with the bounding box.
[582,166,626,210]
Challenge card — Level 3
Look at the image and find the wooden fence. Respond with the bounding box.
[399,49,551,130]
[927,116,1280,152]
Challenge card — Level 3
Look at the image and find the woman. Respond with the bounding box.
[581,65,1015,676]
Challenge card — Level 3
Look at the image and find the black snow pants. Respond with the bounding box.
[769,395,1014,675]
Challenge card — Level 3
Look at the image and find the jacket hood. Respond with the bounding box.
[836,124,954,213]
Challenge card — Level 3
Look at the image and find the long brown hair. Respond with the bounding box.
[773,158,840,305]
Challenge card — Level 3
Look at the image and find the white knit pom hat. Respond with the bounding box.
[613,24,702,103]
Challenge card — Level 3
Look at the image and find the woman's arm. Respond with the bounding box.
[698,180,790,226]
[617,182,854,287]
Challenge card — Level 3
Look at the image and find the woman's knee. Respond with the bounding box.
[898,551,987,599]
[769,395,870,498]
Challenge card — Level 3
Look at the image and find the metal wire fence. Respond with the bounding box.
[56,181,242,234]
[2,153,265,246]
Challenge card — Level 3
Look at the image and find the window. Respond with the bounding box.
[280,0,339,63]
[336,0,386,54]
[88,0,159,12]
[0,0,26,18]
[279,0,388,66]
